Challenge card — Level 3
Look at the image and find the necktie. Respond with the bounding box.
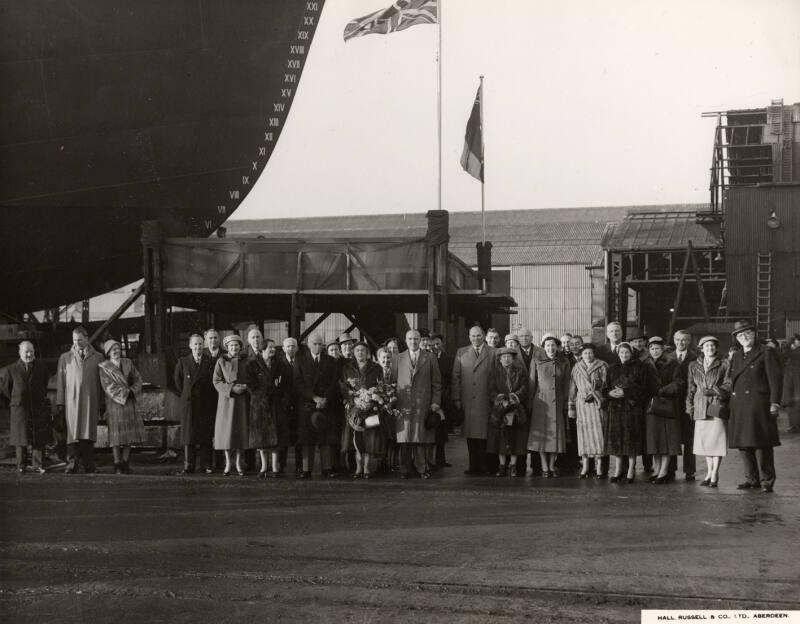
[474,347,480,358]
[80,349,86,360]
[679,352,685,363]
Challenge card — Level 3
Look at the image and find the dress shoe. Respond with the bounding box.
[627,476,635,484]
[35,466,46,474]
[736,481,758,490]
[324,470,337,478]
[16,467,25,473]
[543,471,553,478]
[269,471,282,478]
[495,466,507,477]
[114,463,124,475]
[578,472,589,479]
[594,473,605,480]
[709,480,718,488]
[362,473,372,480]
[653,476,668,484]
[176,468,194,476]
[684,474,695,482]
[609,475,620,483]
[204,467,214,475]
[298,471,312,479]
[352,472,362,479]
[258,471,268,479]
[761,484,774,493]
[700,478,711,486]
[421,471,431,480]
[223,469,231,476]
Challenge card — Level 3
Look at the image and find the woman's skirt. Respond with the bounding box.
[693,418,727,457]
[106,399,144,446]
[605,401,642,456]
[214,396,249,450]
[645,412,682,455]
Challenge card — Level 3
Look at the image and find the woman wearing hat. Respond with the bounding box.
[98,339,145,474]
[686,336,729,487]
[527,334,571,477]
[604,342,652,483]
[340,341,387,478]
[568,343,608,478]
[488,346,529,476]
[644,337,684,484]
[213,334,250,476]
[245,338,291,477]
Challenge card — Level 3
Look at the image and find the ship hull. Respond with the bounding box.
[1,0,325,313]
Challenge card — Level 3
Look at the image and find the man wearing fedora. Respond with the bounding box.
[724,320,783,492]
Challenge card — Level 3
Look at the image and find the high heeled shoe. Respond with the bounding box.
[700,478,711,486]
[709,480,718,488]
[578,472,590,479]
[626,475,635,484]
[609,475,621,483]
[653,476,668,484]
[543,470,553,478]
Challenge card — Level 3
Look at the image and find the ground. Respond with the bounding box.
[1,421,798,623]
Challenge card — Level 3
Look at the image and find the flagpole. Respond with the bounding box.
[437,0,443,213]
[479,74,485,244]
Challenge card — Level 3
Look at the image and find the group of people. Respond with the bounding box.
[1,320,794,493]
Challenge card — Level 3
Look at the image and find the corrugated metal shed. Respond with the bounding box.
[602,210,719,251]
[510,265,592,340]
[228,204,706,267]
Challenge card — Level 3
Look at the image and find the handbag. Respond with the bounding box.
[706,401,730,421]
[649,395,676,419]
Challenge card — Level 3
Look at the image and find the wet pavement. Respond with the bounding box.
[1,422,799,623]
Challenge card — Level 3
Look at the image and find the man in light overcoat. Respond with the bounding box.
[393,330,441,479]
[452,325,495,475]
[56,327,104,473]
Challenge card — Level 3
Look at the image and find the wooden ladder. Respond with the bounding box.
[756,253,772,339]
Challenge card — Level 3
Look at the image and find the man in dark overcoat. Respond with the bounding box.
[723,321,783,492]
[295,333,339,478]
[667,329,699,480]
[0,341,51,473]
[174,334,217,474]
[431,333,453,468]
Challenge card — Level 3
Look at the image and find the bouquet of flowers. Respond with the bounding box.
[345,379,400,432]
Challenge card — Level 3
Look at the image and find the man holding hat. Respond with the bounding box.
[56,327,104,473]
[723,320,782,492]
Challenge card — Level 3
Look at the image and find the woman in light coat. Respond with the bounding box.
[527,335,571,477]
[98,339,144,474]
[686,335,729,487]
[213,334,250,476]
[568,343,608,479]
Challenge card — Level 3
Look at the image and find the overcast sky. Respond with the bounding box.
[232,0,799,222]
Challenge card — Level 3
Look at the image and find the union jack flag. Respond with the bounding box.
[343,0,437,42]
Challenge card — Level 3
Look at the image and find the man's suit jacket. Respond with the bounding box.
[451,344,495,440]
[392,349,441,444]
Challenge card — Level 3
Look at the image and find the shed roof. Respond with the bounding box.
[602,211,721,251]
[228,204,708,266]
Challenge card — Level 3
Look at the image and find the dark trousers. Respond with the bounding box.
[400,443,430,475]
[681,418,695,476]
[740,447,776,487]
[466,437,487,473]
[66,440,95,472]
[184,443,212,472]
[435,420,448,465]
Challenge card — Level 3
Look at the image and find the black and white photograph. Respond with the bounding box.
[1,1,799,621]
